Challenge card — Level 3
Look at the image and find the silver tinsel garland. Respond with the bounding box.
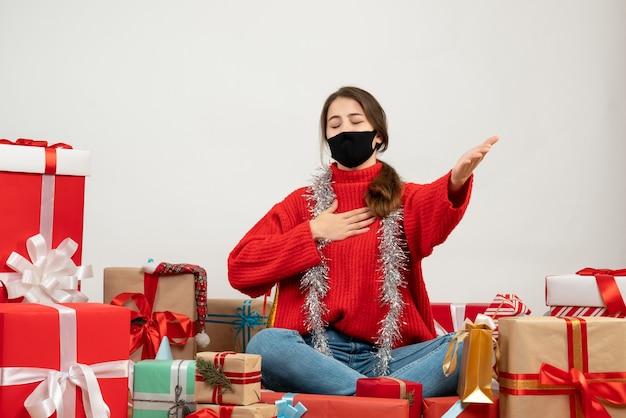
[374,208,408,375]
[302,166,408,374]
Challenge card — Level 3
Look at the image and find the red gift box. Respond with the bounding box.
[422,393,499,418]
[260,391,409,418]
[431,303,490,335]
[356,377,422,418]
[0,139,90,285]
[0,303,131,417]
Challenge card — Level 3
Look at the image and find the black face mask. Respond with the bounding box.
[327,131,378,168]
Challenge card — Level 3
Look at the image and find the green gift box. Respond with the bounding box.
[132,359,197,417]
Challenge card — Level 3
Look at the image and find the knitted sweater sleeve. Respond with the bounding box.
[228,188,322,298]
[403,171,473,259]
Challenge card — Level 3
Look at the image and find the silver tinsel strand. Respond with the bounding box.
[303,167,408,370]
[374,208,408,375]
[300,167,336,356]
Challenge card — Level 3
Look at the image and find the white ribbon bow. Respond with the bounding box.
[5,234,91,303]
[1,361,128,418]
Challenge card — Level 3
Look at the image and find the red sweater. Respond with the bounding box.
[228,162,471,346]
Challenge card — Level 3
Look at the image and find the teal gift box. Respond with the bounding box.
[132,359,196,417]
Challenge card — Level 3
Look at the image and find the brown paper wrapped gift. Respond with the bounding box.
[498,316,626,417]
[196,403,277,418]
[201,299,272,353]
[103,267,197,362]
[195,351,262,406]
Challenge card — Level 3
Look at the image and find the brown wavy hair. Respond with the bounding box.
[320,86,403,218]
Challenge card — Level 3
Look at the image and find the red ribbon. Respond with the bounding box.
[577,268,626,315]
[110,292,193,359]
[0,138,73,175]
[539,363,626,418]
[195,352,262,404]
[186,409,220,418]
[0,280,24,303]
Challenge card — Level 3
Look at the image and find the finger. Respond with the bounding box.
[343,206,374,218]
[323,199,338,214]
[484,135,499,146]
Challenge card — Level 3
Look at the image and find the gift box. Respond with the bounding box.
[546,268,626,317]
[104,265,200,361]
[194,351,262,406]
[549,305,625,318]
[0,302,131,417]
[260,391,409,418]
[431,303,490,336]
[0,139,90,291]
[195,403,277,418]
[202,299,272,353]
[482,294,531,339]
[356,377,422,418]
[132,359,197,417]
[498,316,626,417]
[422,393,499,418]
[432,294,530,340]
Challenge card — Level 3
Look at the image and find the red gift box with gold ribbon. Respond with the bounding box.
[0,303,131,417]
[356,377,422,418]
[0,138,90,287]
[498,316,626,418]
[546,268,626,318]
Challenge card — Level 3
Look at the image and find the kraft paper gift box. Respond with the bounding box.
[194,351,262,406]
[422,393,499,418]
[431,303,490,336]
[356,377,422,418]
[0,302,131,418]
[195,403,277,418]
[0,138,90,295]
[498,316,626,418]
[104,266,199,362]
[260,391,410,418]
[546,268,626,318]
[132,359,197,418]
[202,299,272,353]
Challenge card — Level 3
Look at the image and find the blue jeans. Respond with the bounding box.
[246,327,461,397]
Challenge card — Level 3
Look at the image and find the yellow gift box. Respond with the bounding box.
[194,351,262,406]
[498,316,626,417]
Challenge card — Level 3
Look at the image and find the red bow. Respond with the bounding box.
[577,268,626,315]
[539,362,626,418]
[110,292,193,359]
[0,138,73,149]
[0,281,24,303]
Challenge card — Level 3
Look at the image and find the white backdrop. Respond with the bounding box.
[1,1,624,316]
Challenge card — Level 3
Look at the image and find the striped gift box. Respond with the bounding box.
[483,294,532,339]
[549,305,626,318]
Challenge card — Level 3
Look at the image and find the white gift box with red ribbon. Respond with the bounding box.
[546,268,626,318]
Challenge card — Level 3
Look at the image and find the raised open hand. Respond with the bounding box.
[450,135,499,193]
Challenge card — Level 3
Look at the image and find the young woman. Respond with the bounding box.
[228,86,498,397]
